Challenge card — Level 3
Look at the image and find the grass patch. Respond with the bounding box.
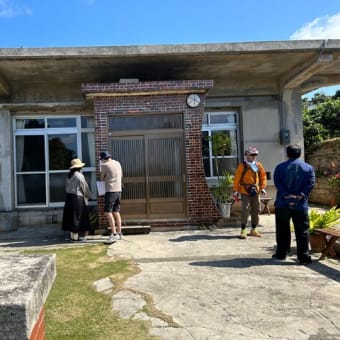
[26,245,159,340]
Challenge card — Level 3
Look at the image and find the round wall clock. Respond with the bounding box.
[186,94,201,108]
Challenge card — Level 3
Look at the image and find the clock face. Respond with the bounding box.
[186,94,201,108]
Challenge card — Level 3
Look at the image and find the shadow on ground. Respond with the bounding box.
[190,256,340,282]
[169,234,237,242]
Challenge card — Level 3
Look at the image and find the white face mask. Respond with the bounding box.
[246,159,258,172]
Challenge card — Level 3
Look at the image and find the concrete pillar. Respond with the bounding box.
[0,110,14,211]
[0,110,17,231]
[281,88,304,152]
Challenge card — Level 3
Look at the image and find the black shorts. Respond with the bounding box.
[104,192,121,213]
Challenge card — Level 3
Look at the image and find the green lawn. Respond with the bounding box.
[27,245,159,340]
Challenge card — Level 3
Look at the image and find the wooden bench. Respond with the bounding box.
[315,228,340,260]
[260,197,272,215]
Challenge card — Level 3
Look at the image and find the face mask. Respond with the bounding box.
[248,161,258,172]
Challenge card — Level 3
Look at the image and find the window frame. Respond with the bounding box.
[13,115,95,208]
[202,110,240,180]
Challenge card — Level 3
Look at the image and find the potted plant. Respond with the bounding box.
[88,205,99,235]
[210,170,234,218]
[327,172,340,207]
[309,206,340,252]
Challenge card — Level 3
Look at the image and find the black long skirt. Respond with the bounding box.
[62,193,91,233]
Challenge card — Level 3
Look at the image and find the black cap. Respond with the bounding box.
[100,151,112,160]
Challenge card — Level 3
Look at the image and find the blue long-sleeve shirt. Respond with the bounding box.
[273,158,315,211]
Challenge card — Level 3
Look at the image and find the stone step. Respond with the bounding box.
[96,225,151,235]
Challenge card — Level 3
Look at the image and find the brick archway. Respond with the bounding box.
[82,80,220,229]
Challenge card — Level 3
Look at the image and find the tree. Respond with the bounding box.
[316,99,340,137]
[306,98,340,138]
[311,92,328,104]
[332,89,340,99]
[302,91,340,159]
[303,110,327,159]
[303,95,340,160]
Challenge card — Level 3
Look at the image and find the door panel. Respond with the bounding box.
[110,136,146,218]
[110,131,186,219]
[147,134,185,218]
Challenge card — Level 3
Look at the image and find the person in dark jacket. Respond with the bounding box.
[62,158,92,241]
[273,144,315,264]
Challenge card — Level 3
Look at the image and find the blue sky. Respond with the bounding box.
[1,0,340,96]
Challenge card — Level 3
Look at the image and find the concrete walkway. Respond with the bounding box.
[0,214,340,339]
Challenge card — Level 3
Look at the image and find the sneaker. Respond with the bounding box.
[104,234,117,244]
[117,233,123,240]
[78,236,87,242]
[272,253,287,261]
[248,229,261,237]
[239,229,247,239]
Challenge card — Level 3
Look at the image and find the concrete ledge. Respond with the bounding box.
[123,225,151,234]
[0,211,18,232]
[0,254,56,339]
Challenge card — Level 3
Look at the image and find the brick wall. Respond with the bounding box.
[29,307,45,340]
[82,80,220,228]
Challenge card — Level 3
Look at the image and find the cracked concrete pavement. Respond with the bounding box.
[104,214,340,340]
[1,213,340,339]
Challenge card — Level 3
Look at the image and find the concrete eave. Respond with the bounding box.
[0,40,336,58]
[0,39,339,98]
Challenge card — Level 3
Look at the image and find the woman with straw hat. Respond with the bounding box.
[62,158,92,241]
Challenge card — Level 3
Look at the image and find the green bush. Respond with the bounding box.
[309,206,340,235]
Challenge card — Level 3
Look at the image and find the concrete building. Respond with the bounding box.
[0,39,339,230]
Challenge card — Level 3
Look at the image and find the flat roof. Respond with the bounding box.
[1,39,340,97]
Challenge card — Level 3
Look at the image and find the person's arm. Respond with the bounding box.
[258,162,267,190]
[100,164,106,182]
[301,166,316,198]
[233,164,243,192]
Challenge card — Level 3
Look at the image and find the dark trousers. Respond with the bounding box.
[275,207,310,261]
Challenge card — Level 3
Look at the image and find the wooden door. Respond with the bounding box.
[109,131,186,219]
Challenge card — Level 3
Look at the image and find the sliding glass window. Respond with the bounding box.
[14,116,96,207]
[202,110,240,180]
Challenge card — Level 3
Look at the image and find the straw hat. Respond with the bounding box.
[70,158,85,169]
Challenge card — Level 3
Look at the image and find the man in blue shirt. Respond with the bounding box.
[273,144,315,265]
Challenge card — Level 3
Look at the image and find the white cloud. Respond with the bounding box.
[0,0,31,18]
[290,12,340,39]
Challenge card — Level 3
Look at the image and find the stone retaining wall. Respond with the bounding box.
[308,138,339,206]
[308,138,339,172]
[309,177,334,206]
